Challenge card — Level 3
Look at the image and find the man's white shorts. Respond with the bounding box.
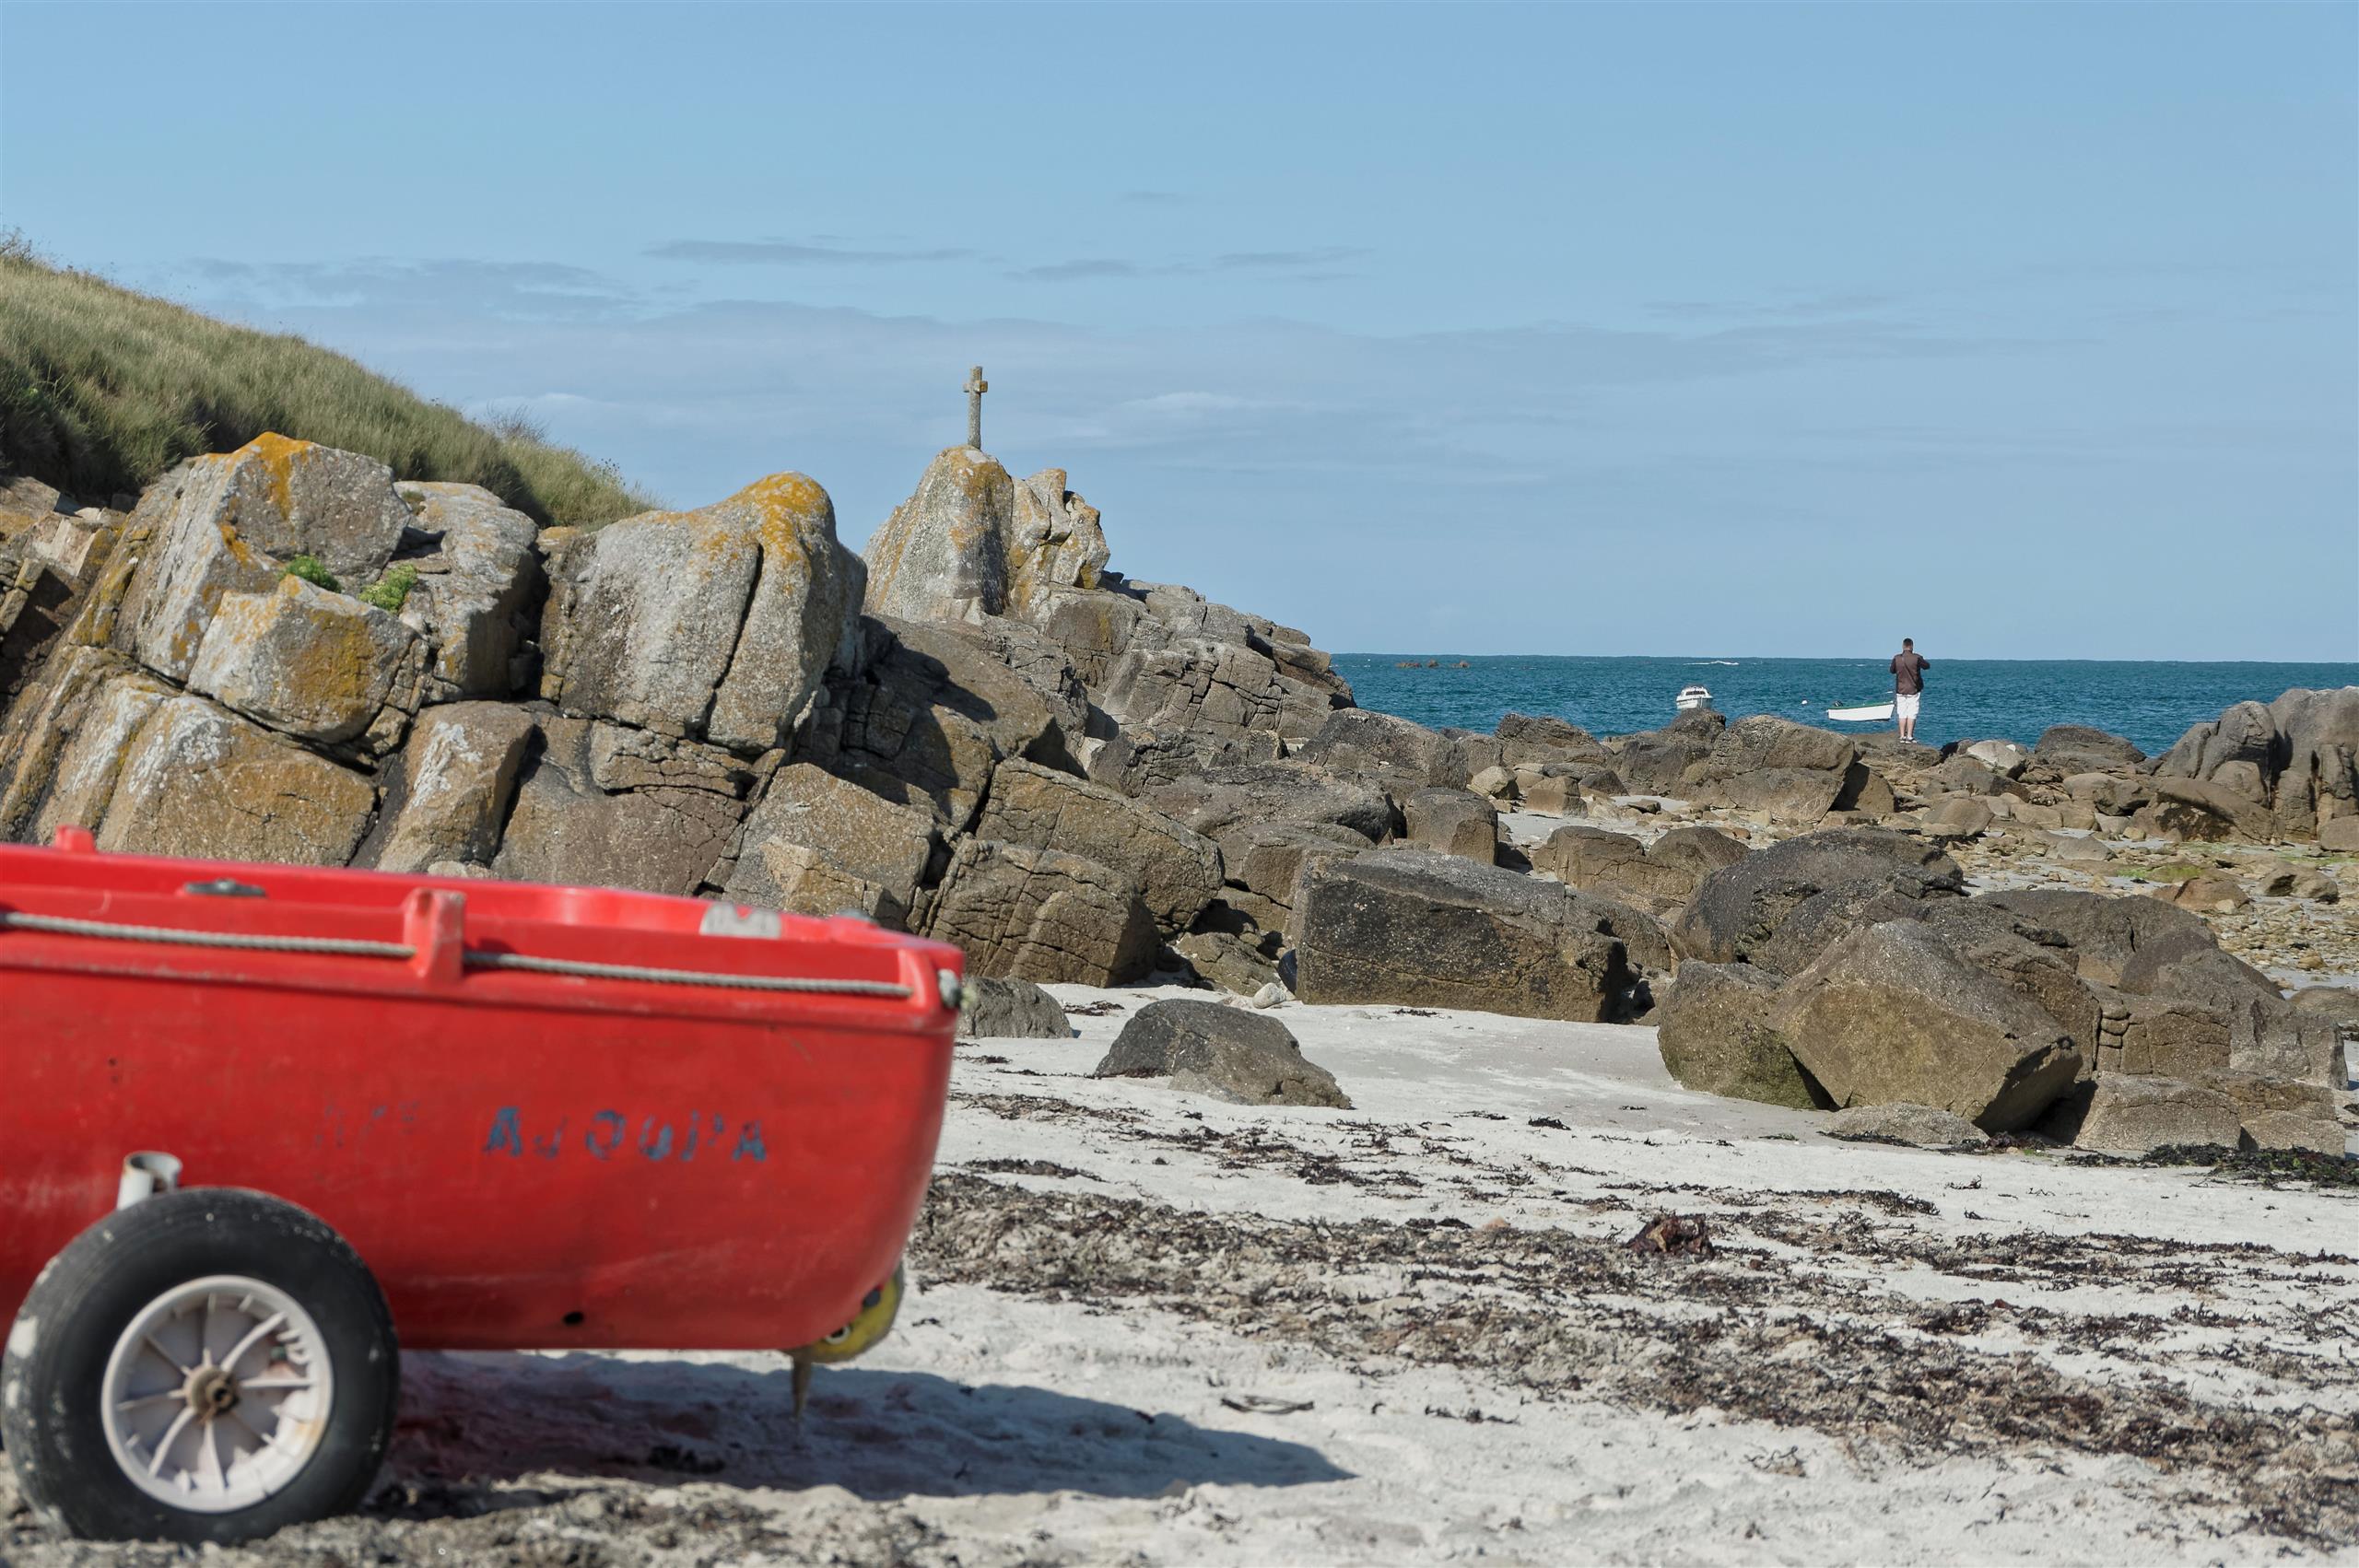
[1895,692,1921,721]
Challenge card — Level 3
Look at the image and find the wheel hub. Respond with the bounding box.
[187,1366,241,1418]
[99,1276,336,1514]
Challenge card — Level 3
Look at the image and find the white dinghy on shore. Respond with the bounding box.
[1826,701,1895,722]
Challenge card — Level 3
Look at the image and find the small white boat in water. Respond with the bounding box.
[1826,701,1895,722]
[1676,685,1714,712]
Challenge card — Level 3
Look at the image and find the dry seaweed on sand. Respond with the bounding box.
[911,1174,2359,1546]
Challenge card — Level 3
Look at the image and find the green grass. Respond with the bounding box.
[358,562,417,614]
[282,555,339,592]
[0,235,656,527]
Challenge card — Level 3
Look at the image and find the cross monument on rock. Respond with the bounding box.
[964,366,987,450]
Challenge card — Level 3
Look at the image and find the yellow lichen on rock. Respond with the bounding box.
[241,432,317,522]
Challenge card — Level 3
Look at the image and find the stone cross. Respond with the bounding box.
[964,366,987,450]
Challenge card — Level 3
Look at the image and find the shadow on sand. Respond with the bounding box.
[378,1350,1350,1513]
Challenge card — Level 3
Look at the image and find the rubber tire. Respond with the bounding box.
[1,1188,398,1544]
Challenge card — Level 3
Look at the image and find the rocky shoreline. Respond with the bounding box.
[3,435,2354,1560]
[2,436,2353,1153]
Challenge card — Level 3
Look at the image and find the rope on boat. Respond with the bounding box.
[464,950,913,997]
[0,911,414,958]
[0,911,916,998]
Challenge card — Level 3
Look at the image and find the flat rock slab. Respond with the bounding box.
[1825,1103,1990,1147]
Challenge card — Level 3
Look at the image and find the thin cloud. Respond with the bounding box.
[1009,258,1150,282]
[179,257,639,322]
[648,240,978,265]
[1119,191,1188,205]
[1211,247,1365,271]
[1008,247,1367,283]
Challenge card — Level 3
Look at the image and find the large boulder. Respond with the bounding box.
[974,759,1223,934]
[924,837,1159,985]
[1771,920,2083,1130]
[1973,888,2217,988]
[390,482,544,702]
[2134,777,2276,844]
[1611,708,1725,796]
[1680,717,1865,824]
[1672,827,1962,977]
[1653,961,1828,1110]
[2208,1073,2342,1154]
[1914,900,2103,1059]
[1401,787,1499,862]
[1295,709,1467,790]
[93,695,376,867]
[2071,1075,2241,1154]
[1693,714,1858,780]
[491,716,747,895]
[540,473,863,756]
[1294,849,1635,1022]
[1226,821,1376,911]
[370,702,537,873]
[115,436,414,681]
[1089,638,1341,792]
[1708,767,1858,825]
[863,450,1109,625]
[1531,823,1747,918]
[1495,713,1612,768]
[957,977,1072,1040]
[1091,998,1349,1108]
[16,659,173,844]
[1143,762,1395,865]
[2034,725,2146,777]
[723,762,940,926]
[861,446,1014,623]
[2155,688,2359,840]
[1005,469,1112,621]
[797,616,1077,831]
[186,576,422,749]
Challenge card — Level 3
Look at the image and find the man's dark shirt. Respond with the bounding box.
[1891,651,1928,696]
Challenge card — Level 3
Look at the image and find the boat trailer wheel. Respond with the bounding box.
[2,1188,398,1544]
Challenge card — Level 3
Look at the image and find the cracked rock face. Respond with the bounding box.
[115,436,415,682]
[187,575,421,748]
[392,482,544,702]
[723,762,939,926]
[923,837,1159,986]
[370,702,538,874]
[974,759,1223,936]
[540,472,863,756]
[491,716,748,896]
[91,694,377,865]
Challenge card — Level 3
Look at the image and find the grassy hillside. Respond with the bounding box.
[0,236,655,526]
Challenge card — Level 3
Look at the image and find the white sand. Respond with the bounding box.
[8,990,2354,1565]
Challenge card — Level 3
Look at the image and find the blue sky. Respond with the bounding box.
[4,1,2353,661]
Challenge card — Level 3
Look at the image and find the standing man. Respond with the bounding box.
[1891,637,1929,743]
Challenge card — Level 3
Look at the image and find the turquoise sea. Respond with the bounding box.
[1336,655,2359,757]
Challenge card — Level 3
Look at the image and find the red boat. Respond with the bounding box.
[0,828,962,1544]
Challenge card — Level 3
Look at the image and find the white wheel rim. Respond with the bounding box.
[99,1274,336,1514]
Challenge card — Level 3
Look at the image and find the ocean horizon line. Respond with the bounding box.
[1338,652,2359,671]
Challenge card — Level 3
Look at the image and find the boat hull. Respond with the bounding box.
[0,840,960,1352]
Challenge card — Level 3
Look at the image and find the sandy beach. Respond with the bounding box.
[11,972,2351,1567]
